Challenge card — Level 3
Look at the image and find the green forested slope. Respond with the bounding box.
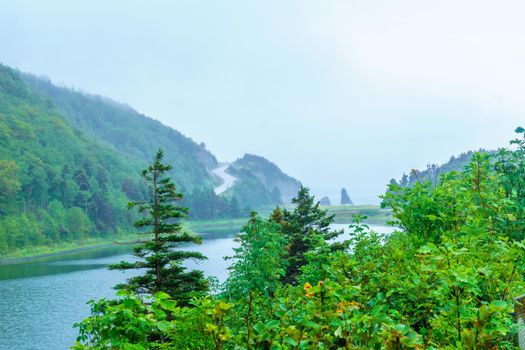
[22,73,298,214]
[0,65,137,254]
[22,74,218,193]
[227,154,301,207]
[0,64,301,255]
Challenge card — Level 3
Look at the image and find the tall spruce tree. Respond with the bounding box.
[280,186,342,284]
[110,149,207,306]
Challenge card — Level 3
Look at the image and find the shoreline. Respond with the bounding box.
[0,211,388,264]
[0,234,143,265]
[0,219,246,265]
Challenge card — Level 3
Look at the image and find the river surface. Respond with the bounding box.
[0,224,392,350]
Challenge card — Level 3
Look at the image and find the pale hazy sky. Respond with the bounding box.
[1,0,524,203]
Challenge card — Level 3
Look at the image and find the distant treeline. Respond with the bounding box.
[389,149,487,189]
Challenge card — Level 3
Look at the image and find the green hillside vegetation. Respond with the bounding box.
[226,154,301,207]
[392,150,486,188]
[0,64,302,256]
[22,71,295,219]
[22,72,245,220]
[0,65,137,255]
[74,129,525,349]
[22,74,218,193]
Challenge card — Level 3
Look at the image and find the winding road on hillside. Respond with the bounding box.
[212,165,237,194]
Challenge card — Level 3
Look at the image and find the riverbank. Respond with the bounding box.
[0,232,143,264]
[0,218,247,263]
[0,207,390,263]
[325,205,392,225]
[188,218,246,236]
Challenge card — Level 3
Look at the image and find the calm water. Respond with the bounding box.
[0,224,392,350]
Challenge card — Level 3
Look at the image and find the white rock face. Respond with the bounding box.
[212,165,237,195]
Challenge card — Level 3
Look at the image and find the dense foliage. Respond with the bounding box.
[75,130,525,349]
[0,65,137,255]
[279,186,342,285]
[109,149,207,306]
[185,188,248,220]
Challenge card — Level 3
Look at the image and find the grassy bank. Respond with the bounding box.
[0,232,143,263]
[258,204,392,225]
[0,218,247,262]
[324,204,391,225]
[187,218,246,236]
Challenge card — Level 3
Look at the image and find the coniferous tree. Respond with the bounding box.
[280,186,341,285]
[270,206,285,225]
[110,149,208,306]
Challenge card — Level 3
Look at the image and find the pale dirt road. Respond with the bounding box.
[212,165,237,194]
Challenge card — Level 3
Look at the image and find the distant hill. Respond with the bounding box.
[392,150,487,188]
[22,73,299,208]
[0,63,301,254]
[0,64,137,254]
[22,74,218,193]
[226,154,302,206]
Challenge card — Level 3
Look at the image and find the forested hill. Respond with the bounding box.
[22,73,218,193]
[0,63,300,255]
[21,70,300,209]
[0,64,137,254]
[226,154,301,206]
[391,150,487,188]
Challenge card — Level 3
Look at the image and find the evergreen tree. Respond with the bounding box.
[0,160,21,214]
[269,206,285,225]
[281,186,341,285]
[110,149,208,306]
[340,187,353,205]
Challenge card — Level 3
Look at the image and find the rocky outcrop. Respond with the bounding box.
[320,196,331,206]
[340,188,353,205]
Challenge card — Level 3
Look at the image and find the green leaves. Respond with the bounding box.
[223,216,287,299]
[76,140,525,349]
[153,291,170,300]
[489,300,508,313]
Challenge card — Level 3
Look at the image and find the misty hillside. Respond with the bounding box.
[226,154,301,206]
[22,73,218,193]
[0,63,302,254]
[22,72,299,208]
[393,149,487,187]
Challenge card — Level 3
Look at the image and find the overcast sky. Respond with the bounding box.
[1,0,524,203]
